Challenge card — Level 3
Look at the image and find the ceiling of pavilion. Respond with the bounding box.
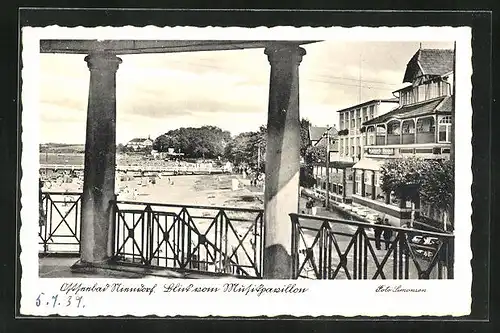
[40,40,320,54]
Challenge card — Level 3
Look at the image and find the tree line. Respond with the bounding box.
[151,120,325,165]
[153,126,232,159]
[150,121,329,187]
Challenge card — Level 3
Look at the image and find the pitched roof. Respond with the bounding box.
[436,95,453,112]
[403,49,454,83]
[335,98,398,113]
[309,126,338,142]
[362,96,452,126]
[128,138,151,143]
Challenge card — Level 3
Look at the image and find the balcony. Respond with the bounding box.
[402,133,415,144]
[416,132,435,144]
[366,131,439,147]
[387,134,400,145]
[375,135,385,145]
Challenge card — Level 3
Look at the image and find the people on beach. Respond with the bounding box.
[383,218,393,250]
[374,217,383,250]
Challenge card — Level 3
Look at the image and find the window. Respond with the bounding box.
[438,116,452,142]
[369,105,375,119]
[351,146,355,156]
[367,127,375,145]
[401,88,417,105]
[429,81,440,99]
[387,120,401,135]
[416,117,435,133]
[364,172,371,185]
[339,138,343,156]
[376,125,386,135]
[402,120,415,134]
[340,113,344,130]
[363,107,368,122]
[418,85,426,102]
[442,81,451,96]
[351,118,356,129]
[356,109,360,118]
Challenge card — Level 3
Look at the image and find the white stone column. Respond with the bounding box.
[263,46,305,279]
[79,52,122,264]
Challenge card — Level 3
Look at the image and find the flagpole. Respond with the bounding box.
[325,125,331,210]
[450,41,456,230]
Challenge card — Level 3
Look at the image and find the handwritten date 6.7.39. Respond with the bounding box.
[36,293,85,308]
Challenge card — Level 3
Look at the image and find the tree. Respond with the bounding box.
[224,128,266,168]
[420,159,454,214]
[304,145,327,165]
[117,143,125,153]
[300,118,311,158]
[380,157,454,215]
[379,157,427,199]
[153,126,231,159]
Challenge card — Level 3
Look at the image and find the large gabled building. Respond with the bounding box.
[351,48,454,226]
[125,136,154,151]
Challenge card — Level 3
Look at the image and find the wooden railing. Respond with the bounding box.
[39,192,82,255]
[40,192,454,280]
[290,213,454,280]
[112,200,264,278]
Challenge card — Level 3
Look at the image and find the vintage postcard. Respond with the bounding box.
[20,25,472,317]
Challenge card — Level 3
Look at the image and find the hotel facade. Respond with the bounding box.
[310,99,399,204]
[351,48,454,226]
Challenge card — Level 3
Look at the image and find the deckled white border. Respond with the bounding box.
[20,26,473,317]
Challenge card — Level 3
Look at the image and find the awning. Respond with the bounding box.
[330,161,356,169]
[352,159,384,171]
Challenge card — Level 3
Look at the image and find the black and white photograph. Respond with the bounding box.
[20,24,473,317]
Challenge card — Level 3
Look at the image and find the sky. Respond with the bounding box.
[39,40,453,144]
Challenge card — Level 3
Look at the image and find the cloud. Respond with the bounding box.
[38,40,454,143]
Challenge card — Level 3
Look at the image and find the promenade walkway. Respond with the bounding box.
[39,257,253,279]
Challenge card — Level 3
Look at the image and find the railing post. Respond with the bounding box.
[146,204,153,266]
[41,193,49,254]
[290,214,299,279]
[108,194,117,258]
[447,237,455,279]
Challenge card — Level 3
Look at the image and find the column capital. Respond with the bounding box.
[85,52,122,72]
[264,46,306,66]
